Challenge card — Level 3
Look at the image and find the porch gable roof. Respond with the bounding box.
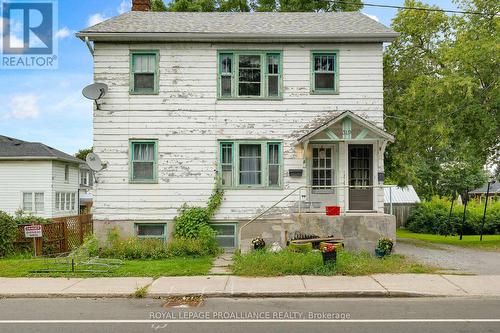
[296,111,395,144]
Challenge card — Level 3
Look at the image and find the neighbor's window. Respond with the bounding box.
[130,140,157,183]
[22,192,44,213]
[64,165,69,181]
[218,51,282,99]
[55,192,77,211]
[311,52,337,93]
[130,51,159,94]
[219,141,282,188]
[135,224,167,241]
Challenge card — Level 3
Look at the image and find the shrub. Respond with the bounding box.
[0,210,17,257]
[406,197,500,235]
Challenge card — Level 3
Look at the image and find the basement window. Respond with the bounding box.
[135,223,167,241]
[211,223,237,248]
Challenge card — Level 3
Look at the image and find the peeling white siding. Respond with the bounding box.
[92,42,386,224]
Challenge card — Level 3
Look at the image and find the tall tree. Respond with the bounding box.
[151,0,168,11]
[165,0,362,12]
[384,0,499,198]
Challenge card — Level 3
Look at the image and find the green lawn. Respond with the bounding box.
[232,250,435,277]
[0,256,214,278]
[397,229,500,251]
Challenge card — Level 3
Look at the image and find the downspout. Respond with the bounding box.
[85,37,94,56]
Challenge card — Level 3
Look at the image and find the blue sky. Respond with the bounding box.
[0,0,458,155]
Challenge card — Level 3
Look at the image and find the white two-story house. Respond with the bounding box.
[0,135,83,218]
[78,1,398,251]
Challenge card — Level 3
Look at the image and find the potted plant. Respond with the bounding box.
[321,243,337,264]
[375,238,394,258]
[252,237,265,250]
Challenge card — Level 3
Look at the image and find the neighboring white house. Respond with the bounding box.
[77,2,398,251]
[0,135,84,218]
[79,163,94,213]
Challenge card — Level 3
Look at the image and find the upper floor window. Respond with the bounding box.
[218,51,282,99]
[80,170,93,187]
[64,165,69,182]
[311,51,338,94]
[130,51,159,94]
[219,141,282,189]
[129,140,158,183]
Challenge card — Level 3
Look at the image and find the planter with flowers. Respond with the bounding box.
[321,243,337,264]
[252,237,265,250]
[375,238,394,258]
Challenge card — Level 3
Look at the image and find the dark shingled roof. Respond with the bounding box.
[470,182,500,195]
[0,135,83,164]
[77,11,397,42]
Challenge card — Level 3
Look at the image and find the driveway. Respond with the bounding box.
[395,238,500,275]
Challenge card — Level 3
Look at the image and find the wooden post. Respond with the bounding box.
[35,237,43,256]
[62,220,69,253]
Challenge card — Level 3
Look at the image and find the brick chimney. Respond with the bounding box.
[132,0,151,11]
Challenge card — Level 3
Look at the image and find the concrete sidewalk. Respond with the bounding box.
[0,275,499,298]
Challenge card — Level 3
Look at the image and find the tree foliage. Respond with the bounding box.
[384,0,499,198]
[75,148,93,161]
[163,0,362,12]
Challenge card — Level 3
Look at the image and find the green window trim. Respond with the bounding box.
[130,50,160,95]
[217,51,283,100]
[310,51,339,94]
[129,139,158,184]
[218,140,283,189]
[134,223,167,242]
[211,223,238,248]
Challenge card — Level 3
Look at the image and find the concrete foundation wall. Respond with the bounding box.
[240,213,396,253]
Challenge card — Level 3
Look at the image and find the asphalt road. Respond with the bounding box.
[0,297,499,333]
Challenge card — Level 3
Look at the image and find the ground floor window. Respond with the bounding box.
[219,140,282,188]
[22,192,44,213]
[135,223,167,241]
[211,223,237,248]
[55,192,77,211]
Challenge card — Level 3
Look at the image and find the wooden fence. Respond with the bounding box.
[15,214,93,256]
[384,204,416,228]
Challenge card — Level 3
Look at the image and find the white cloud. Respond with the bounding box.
[117,0,131,14]
[9,94,40,119]
[55,27,71,39]
[87,13,107,27]
[363,13,380,22]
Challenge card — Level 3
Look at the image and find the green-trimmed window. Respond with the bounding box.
[130,140,158,183]
[219,141,282,188]
[311,52,338,93]
[130,51,159,94]
[135,223,167,241]
[211,223,237,248]
[218,51,282,99]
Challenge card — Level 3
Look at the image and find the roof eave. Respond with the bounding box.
[76,32,399,43]
[0,156,84,164]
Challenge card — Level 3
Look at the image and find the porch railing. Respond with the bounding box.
[238,185,397,250]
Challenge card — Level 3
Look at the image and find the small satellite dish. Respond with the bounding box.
[82,83,108,110]
[86,153,105,172]
[82,83,108,100]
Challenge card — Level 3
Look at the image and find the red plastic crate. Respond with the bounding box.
[325,206,341,216]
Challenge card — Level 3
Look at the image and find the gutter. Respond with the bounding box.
[76,32,399,43]
[0,157,85,164]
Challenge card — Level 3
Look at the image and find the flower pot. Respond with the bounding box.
[321,250,337,265]
[375,248,386,258]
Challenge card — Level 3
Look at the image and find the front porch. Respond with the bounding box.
[294,111,395,214]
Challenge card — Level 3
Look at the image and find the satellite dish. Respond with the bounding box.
[82,83,108,100]
[86,153,105,172]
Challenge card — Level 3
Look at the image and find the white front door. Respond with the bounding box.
[309,144,336,210]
